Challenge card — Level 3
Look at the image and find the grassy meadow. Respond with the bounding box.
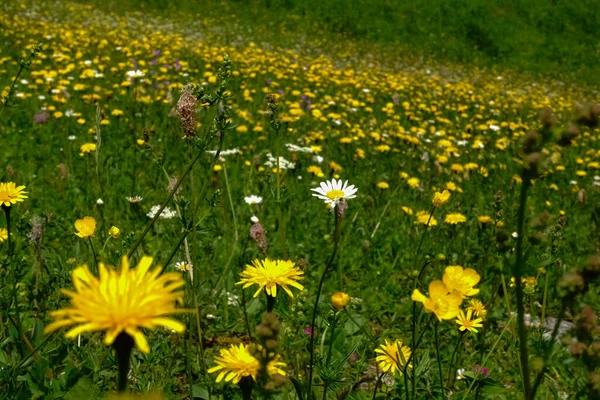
[1,0,600,399]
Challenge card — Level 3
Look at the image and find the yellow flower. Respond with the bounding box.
[108,226,120,239]
[445,213,467,224]
[80,143,97,154]
[467,299,487,318]
[375,339,411,376]
[74,216,96,238]
[208,343,286,384]
[442,266,480,298]
[411,280,462,321]
[0,182,28,207]
[331,292,350,310]
[455,309,484,333]
[213,165,223,172]
[432,190,451,207]
[0,228,7,242]
[377,181,390,189]
[477,216,494,224]
[237,258,304,299]
[415,210,437,226]
[44,256,186,353]
[407,177,420,188]
[401,206,413,215]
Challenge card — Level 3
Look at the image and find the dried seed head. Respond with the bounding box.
[250,223,268,254]
[177,85,197,139]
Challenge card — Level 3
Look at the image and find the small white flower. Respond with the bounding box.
[311,179,357,208]
[250,215,259,223]
[285,143,313,153]
[96,198,104,206]
[175,261,192,272]
[127,70,144,78]
[313,155,324,164]
[264,153,295,170]
[68,135,77,141]
[457,368,465,380]
[147,205,177,219]
[512,232,519,238]
[569,180,578,185]
[126,196,143,204]
[244,195,263,205]
[65,109,75,117]
[489,124,500,131]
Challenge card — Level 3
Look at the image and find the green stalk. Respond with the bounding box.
[88,237,98,272]
[4,206,24,357]
[462,315,514,400]
[447,332,464,386]
[371,372,385,400]
[433,321,445,399]
[113,333,134,392]
[513,178,532,398]
[307,211,341,399]
[540,272,549,327]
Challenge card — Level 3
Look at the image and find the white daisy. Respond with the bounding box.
[244,195,263,205]
[457,368,465,380]
[126,196,143,204]
[175,261,192,272]
[127,70,144,78]
[311,179,357,207]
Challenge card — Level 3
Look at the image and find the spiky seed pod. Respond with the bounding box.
[177,85,197,139]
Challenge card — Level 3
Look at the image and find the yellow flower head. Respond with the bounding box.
[411,280,462,321]
[0,182,28,207]
[80,143,97,154]
[44,256,186,353]
[477,216,494,224]
[375,339,412,376]
[377,181,390,190]
[208,343,286,384]
[108,226,120,239]
[445,213,467,224]
[74,216,96,238]
[467,299,487,318]
[442,266,480,298]
[432,190,451,207]
[0,228,7,242]
[415,210,437,226]
[455,309,484,333]
[237,258,304,299]
[331,292,350,310]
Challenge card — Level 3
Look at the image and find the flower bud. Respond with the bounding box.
[331,292,350,310]
[108,226,120,239]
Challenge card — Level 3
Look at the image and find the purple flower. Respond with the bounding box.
[266,79,272,85]
[153,49,161,57]
[277,89,284,95]
[474,365,490,377]
[151,59,157,66]
[174,59,181,71]
[34,111,48,124]
[303,327,316,337]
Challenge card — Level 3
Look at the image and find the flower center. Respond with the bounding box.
[326,189,345,200]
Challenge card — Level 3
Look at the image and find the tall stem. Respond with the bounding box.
[307,211,341,399]
[513,178,532,398]
[433,322,445,399]
[88,237,98,272]
[447,332,463,386]
[4,206,24,357]
[266,294,276,312]
[113,333,134,392]
[371,372,385,400]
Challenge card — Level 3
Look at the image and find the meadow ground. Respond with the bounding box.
[1,1,600,399]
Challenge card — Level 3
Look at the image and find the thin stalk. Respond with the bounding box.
[411,206,436,398]
[540,272,550,327]
[530,302,567,399]
[326,313,337,367]
[113,333,134,392]
[500,272,518,342]
[267,294,276,312]
[307,211,341,399]
[370,186,400,239]
[513,178,532,398]
[88,238,98,272]
[372,372,385,400]
[162,230,189,273]
[462,316,514,400]
[447,332,463,386]
[433,322,445,399]
[4,206,24,357]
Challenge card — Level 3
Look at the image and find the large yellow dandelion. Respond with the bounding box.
[44,256,186,353]
[208,343,287,384]
[375,339,412,376]
[0,182,28,207]
[237,258,304,299]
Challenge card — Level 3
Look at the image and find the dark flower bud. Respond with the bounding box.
[523,130,541,154]
[540,107,557,130]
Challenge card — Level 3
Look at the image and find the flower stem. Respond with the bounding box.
[88,238,98,272]
[4,206,24,357]
[371,372,385,400]
[447,332,463,386]
[325,313,337,367]
[113,332,134,392]
[434,321,445,399]
[462,315,514,400]
[307,211,341,399]
[266,294,276,312]
[513,178,532,399]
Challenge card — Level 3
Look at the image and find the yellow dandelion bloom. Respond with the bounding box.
[237,258,304,299]
[415,210,437,226]
[432,190,451,207]
[477,216,494,224]
[74,216,96,238]
[467,299,487,318]
[80,143,96,154]
[375,339,412,376]
[0,228,7,242]
[455,309,484,333]
[0,182,28,207]
[208,343,286,384]
[442,266,480,298]
[445,213,467,224]
[377,181,390,189]
[407,177,420,188]
[412,280,462,321]
[44,256,186,353]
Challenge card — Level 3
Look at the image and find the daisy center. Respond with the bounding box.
[326,189,345,200]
